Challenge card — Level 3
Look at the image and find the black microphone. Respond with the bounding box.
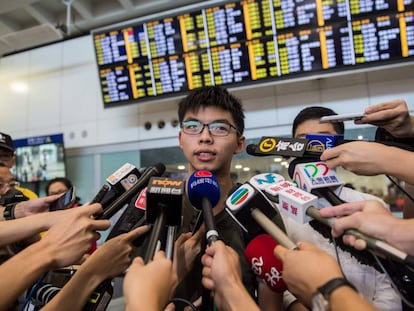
[248,133,414,159]
[92,163,141,212]
[96,163,165,220]
[246,137,319,158]
[105,187,148,246]
[225,182,296,250]
[144,176,184,263]
[245,144,269,157]
[187,170,220,245]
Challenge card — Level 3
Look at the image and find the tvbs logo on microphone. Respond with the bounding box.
[227,183,255,211]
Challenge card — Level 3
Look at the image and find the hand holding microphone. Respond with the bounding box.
[274,241,347,307]
[320,200,414,257]
[201,240,260,311]
[281,160,414,268]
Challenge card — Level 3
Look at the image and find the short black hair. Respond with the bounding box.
[45,177,73,195]
[178,86,245,135]
[292,106,344,136]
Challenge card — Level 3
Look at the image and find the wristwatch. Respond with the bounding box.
[3,202,17,220]
[312,277,357,311]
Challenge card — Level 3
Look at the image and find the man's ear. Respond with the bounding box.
[178,131,183,149]
[11,155,16,167]
[234,135,246,154]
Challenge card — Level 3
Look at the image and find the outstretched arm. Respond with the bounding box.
[274,242,378,311]
[356,99,414,137]
[0,203,109,310]
[320,201,414,255]
[320,141,414,184]
[201,240,260,311]
[43,225,150,311]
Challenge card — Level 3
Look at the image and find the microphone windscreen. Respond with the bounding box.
[244,234,287,293]
[187,170,220,209]
[153,162,166,175]
[246,144,258,156]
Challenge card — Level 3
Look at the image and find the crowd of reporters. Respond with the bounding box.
[0,93,413,311]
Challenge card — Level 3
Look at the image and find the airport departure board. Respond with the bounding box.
[92,0,414,107]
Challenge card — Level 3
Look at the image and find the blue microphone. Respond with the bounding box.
[187,170,220,245]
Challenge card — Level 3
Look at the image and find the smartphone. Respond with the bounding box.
[50,187,76,211]
[320,112,365,123]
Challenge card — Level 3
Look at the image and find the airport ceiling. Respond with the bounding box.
[0,0,204,57]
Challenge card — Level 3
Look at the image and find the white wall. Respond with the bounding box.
[0,35,413,149]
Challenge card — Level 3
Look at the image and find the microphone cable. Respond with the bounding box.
[385,174,414,204]
[167,298,198,311]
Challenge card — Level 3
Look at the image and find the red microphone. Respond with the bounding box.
[244,234,287,292]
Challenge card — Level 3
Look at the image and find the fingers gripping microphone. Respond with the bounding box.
[144,176,184,263]
[286,160,414,269]
[226,182,297,250]
[244,234,287,293]
[97,163,165,220]
[187,170,220,245]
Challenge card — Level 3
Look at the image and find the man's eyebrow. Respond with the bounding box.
[183,118,232,124]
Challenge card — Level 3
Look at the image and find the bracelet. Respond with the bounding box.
[3,203,16,220]
[317,277,357,298]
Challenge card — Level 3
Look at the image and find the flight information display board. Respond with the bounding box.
[92,0,414,107]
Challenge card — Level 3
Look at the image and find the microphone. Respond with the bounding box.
[248,133,414,159]
[144,176,184,262]
[289,158,343,199]
[105,187,149,246]
[96,163,165,220]
[285,160,414,268]
[246,137,320,158]
[248,172,291,202]
[245,144,270,157]
[187,170,221,311]
[187,170,220,245]
[225,182,296,250]
[96,163,141,211]
[244,234,287,293]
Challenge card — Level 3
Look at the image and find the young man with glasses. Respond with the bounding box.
[169,86,258,309]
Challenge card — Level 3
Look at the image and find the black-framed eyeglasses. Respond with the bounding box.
[180,120,240,137]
